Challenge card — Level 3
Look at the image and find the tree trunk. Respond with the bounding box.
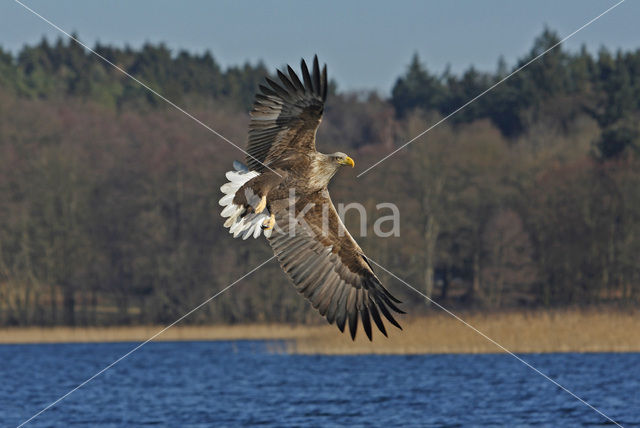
[50,284,57,325]
[117,293,130,324]
[423,215,439,304]
[91,289,98,325]
[469,251,481,302]
[440,267,449,300]
[62,285,75,325]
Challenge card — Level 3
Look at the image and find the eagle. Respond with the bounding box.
[219,56,403,340]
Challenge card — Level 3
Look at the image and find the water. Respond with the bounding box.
[1,341,638,427]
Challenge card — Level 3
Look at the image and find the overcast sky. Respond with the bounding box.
[1,0,636,93]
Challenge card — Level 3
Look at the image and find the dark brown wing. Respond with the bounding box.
[267,191,403,340]
[246,55,327,172]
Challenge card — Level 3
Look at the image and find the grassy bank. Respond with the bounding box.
[1,309,639,354]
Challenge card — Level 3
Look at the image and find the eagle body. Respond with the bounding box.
[219,56,403,340]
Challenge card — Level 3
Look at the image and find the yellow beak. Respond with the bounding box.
[340,156,355,167]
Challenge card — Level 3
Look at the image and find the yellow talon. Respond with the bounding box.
[255,195,267,214]
[261,213,275,230]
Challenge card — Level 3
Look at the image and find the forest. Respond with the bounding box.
[0,28,639,326]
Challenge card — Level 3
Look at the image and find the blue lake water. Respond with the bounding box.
[1,341,638,427]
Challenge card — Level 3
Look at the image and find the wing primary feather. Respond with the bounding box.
[312,55,321,95]
[301,59,313,92]
[355,289,372,340]
[258,84,278,97]
[348,308,358,340]
[360,304,372,341]
[375,296,403,330]
[336,314,346,333]
[367,296,388,337]
[287,65,305,92]
[361,258,403,305]
[380,284,403,304]
[321,64,328,101]
[378,293,406,314]
[265,77,290,99]
[277,69,298,94]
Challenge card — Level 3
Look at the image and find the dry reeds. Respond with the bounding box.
[1,309,638,355]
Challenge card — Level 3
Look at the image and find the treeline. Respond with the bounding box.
[0,34,271,111]
[0,29,639,326]
[391,29,640,158]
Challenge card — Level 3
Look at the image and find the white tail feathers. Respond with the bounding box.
[219,162,272,239]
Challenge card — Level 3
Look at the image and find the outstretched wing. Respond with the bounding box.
[246,55,327,172]
[267,191,403,340]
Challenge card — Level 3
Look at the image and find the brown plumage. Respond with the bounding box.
[220,56,403,340]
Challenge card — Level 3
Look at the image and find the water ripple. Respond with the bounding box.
[0,343,637,427]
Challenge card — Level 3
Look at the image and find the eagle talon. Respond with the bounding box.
[254,195,267,214]
[261,214,275,230]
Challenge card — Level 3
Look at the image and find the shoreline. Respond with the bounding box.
[0,324,311,344]
[1,309,639,354]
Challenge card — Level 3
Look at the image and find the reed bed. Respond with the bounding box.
[1,309,638,355]
[291,309,640,354]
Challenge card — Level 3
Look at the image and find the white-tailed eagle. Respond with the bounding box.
[219,56,403,340]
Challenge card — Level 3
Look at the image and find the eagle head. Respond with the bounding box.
[330,152,355,168]
[309,152,356,189]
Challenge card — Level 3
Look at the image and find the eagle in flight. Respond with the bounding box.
[219,56,403,340]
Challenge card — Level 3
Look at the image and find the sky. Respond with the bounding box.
[0,0,637,94]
